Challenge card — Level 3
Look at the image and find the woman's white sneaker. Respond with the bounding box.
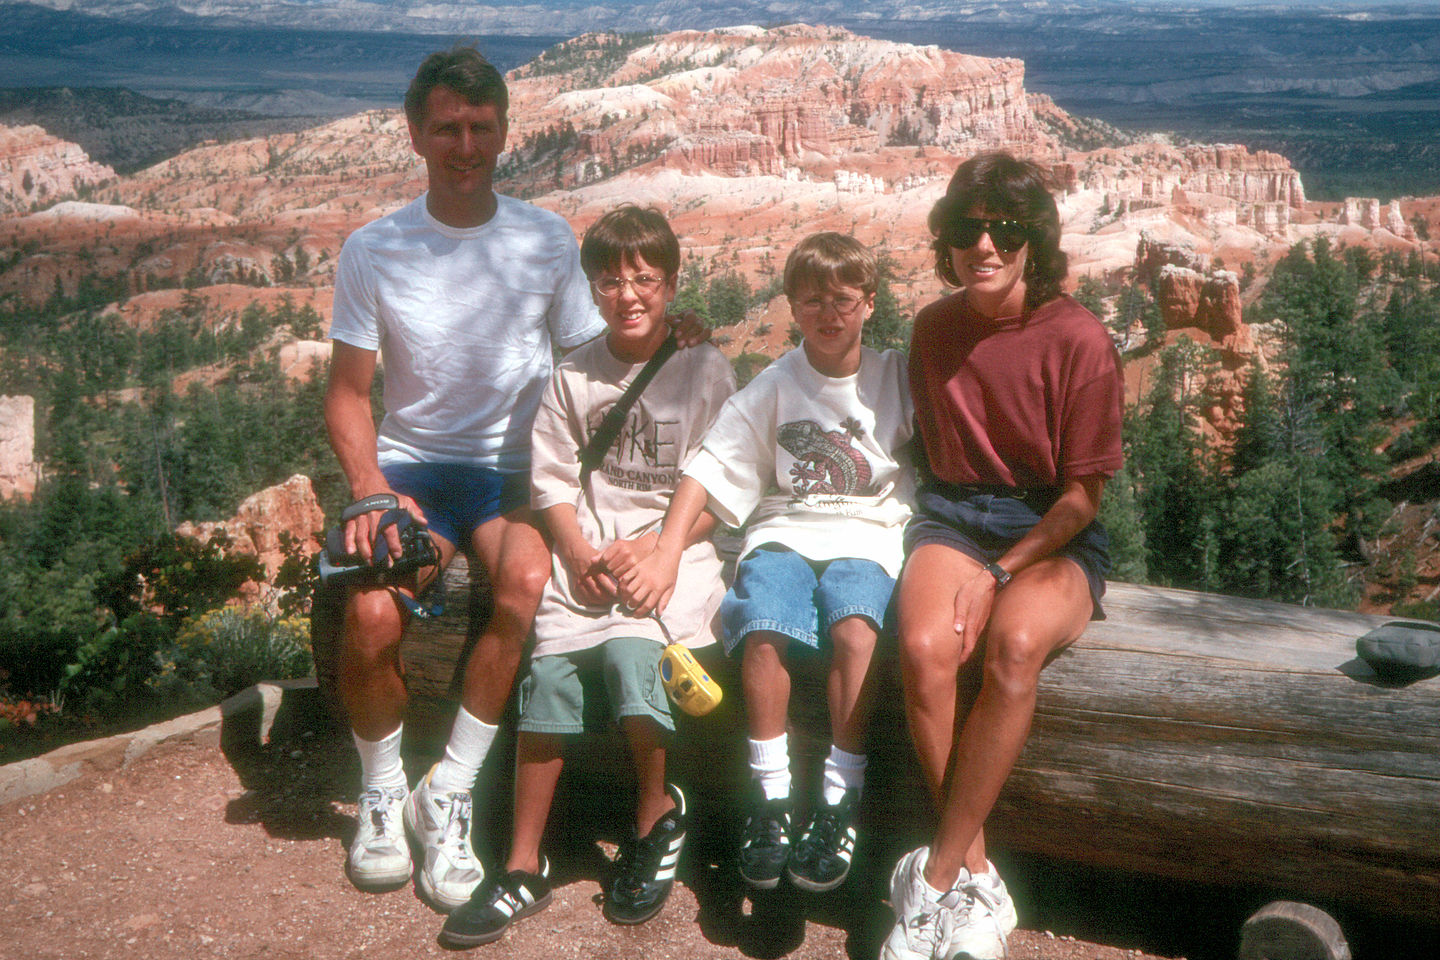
[881,848,1018,960]
[882,846,962,960]
[948,865,1018,960]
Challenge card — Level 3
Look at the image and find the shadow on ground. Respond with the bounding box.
[215,685,1440,960]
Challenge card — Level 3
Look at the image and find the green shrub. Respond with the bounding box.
[151,607,313,700]
[58,614,173,712]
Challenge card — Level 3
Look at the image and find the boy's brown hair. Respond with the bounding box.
[580,205,681,280]
[783,232,879,299]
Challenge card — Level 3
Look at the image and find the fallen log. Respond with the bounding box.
[311,559,1440,928]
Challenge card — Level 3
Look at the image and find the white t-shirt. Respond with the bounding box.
[530,338,736,657]
[329,193,604,472]
[685,346,915,577]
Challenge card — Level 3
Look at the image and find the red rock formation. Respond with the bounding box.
[1155,267,1257,441]
[1342,197,1382,229]
[1136,231,1206,285]
[504,24,1048,187]
[1158,266,1248,346]
[0,123,114,213]
[0,395,38,500]
[661,132,783,175]
[175,474,324,582]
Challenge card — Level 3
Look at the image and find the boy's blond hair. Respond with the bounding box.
[782,232,879,299]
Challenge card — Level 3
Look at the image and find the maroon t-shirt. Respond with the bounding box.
[909,293,1123,488]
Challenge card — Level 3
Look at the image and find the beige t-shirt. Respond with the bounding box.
[530,338,736,657]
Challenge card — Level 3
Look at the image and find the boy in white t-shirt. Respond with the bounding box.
[616,233,913,895]
[439,206,734,948]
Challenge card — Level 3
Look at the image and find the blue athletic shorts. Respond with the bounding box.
[903,482,1110,620]
[380,462,529,550]
[720,543,896,655]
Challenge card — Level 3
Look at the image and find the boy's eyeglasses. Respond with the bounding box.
[941,217,1032,254]
[592,274,666,299]
[794,294,866,316]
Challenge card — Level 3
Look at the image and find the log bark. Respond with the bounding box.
[311,562,1440,926]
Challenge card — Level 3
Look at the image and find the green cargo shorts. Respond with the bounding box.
[517,635,673,735]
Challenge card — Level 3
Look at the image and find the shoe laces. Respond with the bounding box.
[613,835,652,895]
[433,791,474,856]
[358,786,404,837]
[743,807,788,849]
[904,888,961,957]
[955,875,1005,929]
[801,804,843,850]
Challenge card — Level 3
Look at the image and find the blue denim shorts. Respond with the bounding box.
[380,462,529,550]
[517,636,673,735]
[903,482,1111,620]
[720,543,897,655]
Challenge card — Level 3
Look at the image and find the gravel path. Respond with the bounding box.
[0,693,1180,960]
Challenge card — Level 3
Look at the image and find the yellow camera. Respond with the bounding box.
[659,643,723,717]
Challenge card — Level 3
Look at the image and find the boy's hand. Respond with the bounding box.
[616,543,682,617]
[597,531,659,580]
[559,538,618,607]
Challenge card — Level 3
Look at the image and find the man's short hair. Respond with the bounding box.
[405,46,509,126]
[580,205,681,280]
[783,232,879,299]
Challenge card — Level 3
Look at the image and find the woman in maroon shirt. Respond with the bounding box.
[882,152,1124,960]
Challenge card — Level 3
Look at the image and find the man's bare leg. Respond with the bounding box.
[403,509,551,909]
[341,533,457,892]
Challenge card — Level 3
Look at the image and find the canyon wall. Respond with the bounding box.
[0,123,114,214]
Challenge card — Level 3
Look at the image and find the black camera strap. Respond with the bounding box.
[578,333,679,487]
[574,332,681,639]
[371,509,444,620]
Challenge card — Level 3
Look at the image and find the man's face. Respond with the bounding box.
[408,85,508,205]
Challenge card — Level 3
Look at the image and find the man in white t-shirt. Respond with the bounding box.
[322,47,607,911]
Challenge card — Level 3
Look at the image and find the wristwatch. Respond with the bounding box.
[984,561,1012,590]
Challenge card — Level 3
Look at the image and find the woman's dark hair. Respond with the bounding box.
[580,205,681,280]
[405,46,509,126]
[928,151,1067,310]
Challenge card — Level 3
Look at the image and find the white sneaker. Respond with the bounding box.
[882,846,963,960]
[404,764,485,911]
[881,848,1018,960]
[949,865,1018,960]
[347,785,412,891]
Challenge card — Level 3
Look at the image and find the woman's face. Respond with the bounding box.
[947,208,1029,318]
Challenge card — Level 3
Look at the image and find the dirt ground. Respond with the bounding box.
[0,696,1221,960]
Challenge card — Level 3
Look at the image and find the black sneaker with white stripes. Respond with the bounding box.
[603,783,687,925]
[786,787,859,892]
[438,857,553,948]
[738,788,791,890]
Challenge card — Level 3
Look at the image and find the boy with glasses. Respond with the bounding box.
[613,232,913,896]
[438,206,734,947]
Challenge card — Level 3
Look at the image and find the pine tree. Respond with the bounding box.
[863,276,908,351]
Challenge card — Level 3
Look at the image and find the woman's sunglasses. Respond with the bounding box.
[941,217,1033,254]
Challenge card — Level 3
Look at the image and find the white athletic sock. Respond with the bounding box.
[353,725,407,793]
[748,733,792,801]
[429,707,498,794]
[821,744,867,805]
